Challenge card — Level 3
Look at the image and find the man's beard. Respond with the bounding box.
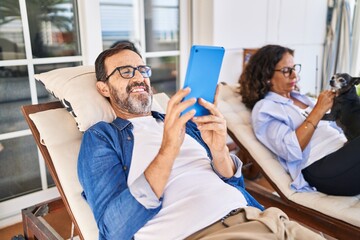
[109,82,153,114]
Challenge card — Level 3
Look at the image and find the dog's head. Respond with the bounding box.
[330,73,360,95]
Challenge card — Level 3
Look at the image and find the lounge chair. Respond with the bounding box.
[217,82,360,239]
[21,66,169,239]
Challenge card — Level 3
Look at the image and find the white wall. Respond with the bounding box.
[192,0,328,96]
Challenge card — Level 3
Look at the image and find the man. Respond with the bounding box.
[78,42,325,240]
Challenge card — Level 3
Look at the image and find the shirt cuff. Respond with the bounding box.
[230,154,243,178]
[212,154,243,178]
[128,174,161,209]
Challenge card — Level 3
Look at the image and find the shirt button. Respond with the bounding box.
[123,166,127,171]
[127,136,131,140]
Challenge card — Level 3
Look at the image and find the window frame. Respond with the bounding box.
[0,0,87,227]
[0,0,192,228]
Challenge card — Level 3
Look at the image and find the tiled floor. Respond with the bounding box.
[0,203,74,239]
[0,222,24,240]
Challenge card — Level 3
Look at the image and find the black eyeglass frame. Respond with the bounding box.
[274,64,301,78]
[105,65,152,80]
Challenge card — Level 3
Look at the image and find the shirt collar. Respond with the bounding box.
[112,111,165,130]
[265,91,313,106]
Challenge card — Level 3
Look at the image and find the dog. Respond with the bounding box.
[322,73,360,141]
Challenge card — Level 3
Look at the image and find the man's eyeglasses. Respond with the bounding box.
[105,65,152,80]
[274,64,301,78]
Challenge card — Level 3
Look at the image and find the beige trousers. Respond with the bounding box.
[185,207,325,240]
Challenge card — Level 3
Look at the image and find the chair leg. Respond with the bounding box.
[21,198,63,240]
[236,149,261,180]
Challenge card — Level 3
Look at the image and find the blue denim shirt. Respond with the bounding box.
[78,111,263,240]
[252,91,342,192]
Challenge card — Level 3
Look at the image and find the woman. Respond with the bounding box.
[239,44,360,196]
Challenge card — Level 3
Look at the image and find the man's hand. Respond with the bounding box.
[191,101,227,152]
[145,87,196,198]
[159,87,196,159]
[191,85,235,177]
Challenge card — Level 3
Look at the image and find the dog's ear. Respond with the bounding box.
[353,77,360,85]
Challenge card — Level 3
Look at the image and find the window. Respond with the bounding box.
[0,0,82,222]
[0,0,189,227]
[99,0,180,96]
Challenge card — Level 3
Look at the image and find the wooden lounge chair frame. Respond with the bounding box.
[22,92,360,240]
[231,132,360,239]
[20,91,170,239]
[21,101,83,240]
[218,83,360,240]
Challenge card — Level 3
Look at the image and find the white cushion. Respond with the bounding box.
[29,93,169,239]
[217,83,360,228]
[29,108,98,240]
[34,65,116,132]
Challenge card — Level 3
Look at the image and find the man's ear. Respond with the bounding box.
[96,81,110,97]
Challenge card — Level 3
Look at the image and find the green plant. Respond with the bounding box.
[1,0,75,57]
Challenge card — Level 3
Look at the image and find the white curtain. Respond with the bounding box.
[350,0,360,76]
[322,0,353,90]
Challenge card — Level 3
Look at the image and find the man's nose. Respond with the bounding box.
[133,69,145,80]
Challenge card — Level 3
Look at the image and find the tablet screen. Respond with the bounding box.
[181,45,225,116]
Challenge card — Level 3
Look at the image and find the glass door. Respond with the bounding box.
[99,0,180,96]
[0,0,82,225]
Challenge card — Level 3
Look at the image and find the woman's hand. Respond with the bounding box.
[313,90,336,116]
[295,89,336,151]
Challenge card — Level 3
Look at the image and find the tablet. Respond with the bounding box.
[181,45,225,116]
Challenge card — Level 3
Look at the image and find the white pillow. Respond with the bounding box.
[35,65,116,131]
[29,108,99,239]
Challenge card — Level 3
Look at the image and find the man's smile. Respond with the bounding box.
[130,86,146,93]
[127,82,149,94]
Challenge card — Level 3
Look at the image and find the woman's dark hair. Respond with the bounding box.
[239,44,294,109]
[95,41,141,82]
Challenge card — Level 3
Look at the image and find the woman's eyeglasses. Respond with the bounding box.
[105,65,152,80]
[274,64,301,78]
